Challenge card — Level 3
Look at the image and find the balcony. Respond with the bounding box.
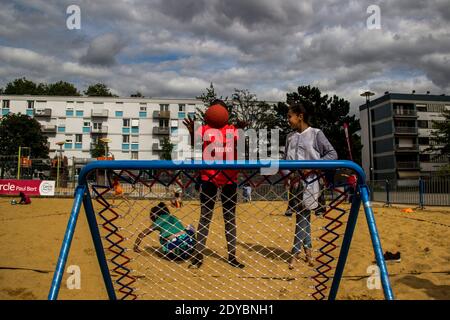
[91,109,109,118]
[153,110,170,119]
[395,144,419,152]
[393,109,417,117]
[34,108,52,117]
[397,161,420,169]
[152,143,162,151]
[152,127,170,135]
[394,127,417,135]
[91,126,108,134]
[41,124,57,133]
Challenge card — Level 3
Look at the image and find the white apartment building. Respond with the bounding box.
[0,95,205,167]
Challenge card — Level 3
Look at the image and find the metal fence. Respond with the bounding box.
[369,177,450,207]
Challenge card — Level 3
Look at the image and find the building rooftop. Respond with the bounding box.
[359,92,450,111]
[0,94,204,104]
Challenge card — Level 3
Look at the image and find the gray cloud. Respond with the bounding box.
[0,0,449,116]
[80,33,126,66]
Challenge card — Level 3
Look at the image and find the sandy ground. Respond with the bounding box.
[0,196,449,300]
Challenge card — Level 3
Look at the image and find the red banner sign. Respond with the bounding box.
[0,180,55,196]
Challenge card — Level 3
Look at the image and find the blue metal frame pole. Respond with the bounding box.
[48,185,85,300]
[359,185,394,300]
[419,177,424,209]
[328,190,361,300]
[83,188,117,300]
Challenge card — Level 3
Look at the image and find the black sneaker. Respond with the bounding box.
[228,258,245,269]
[383,251,401,262]
[284,209,293,217]
[188,254,203,269]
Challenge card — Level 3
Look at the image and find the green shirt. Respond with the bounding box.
[153,214,185,241]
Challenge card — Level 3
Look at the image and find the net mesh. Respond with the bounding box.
[86,168,355,300]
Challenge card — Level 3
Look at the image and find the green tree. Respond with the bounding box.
[130,91,143,97]
[84,83,116,97]
[90,141,106,158]
[195,83,228,122]
[160,137,174,160]
[196,84,277,129]
[230,89,278,130]
[47,81,80,96]
[426,109,450,159]
[0,113,49,158]
[196,82,227,106]
[3,77,47,95]
[2,77,82,96]
[281,85,362,163]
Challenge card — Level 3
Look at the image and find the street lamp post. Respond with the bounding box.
[17,146,22,180]
[55,141,65,190]
[360,91,375,182]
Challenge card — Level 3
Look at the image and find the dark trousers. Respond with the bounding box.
[195,181,238,258]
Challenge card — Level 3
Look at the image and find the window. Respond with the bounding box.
[131,119,139,127]
[58,126,66,133]
[66,108,74,116]
[178,112,186,119]
[116,111,123,117]
[93,123,102,130]
[160,104,169,111]
[417,120,428,128]
[76,110,84,117]
[418,137,429,145]
[416,104,427,112]
[374,139,393,154]
[2,100,10,108]
[123,135,130,143]
[427,104,445,113]
[371,104,392,122]
[27,101,34,109]
[179,104,186,112]
[419,154,431,162]
[83,121,90,127]
[159,119,169,127]
[75,134,82,143]
[372,121,393,137]
[131,151,139,159]
[140,106,147,111]
[123,119,130,127]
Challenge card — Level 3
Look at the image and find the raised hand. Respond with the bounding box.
[182,116,195,134]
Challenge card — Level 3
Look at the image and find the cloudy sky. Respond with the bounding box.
[0,0,449,113]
